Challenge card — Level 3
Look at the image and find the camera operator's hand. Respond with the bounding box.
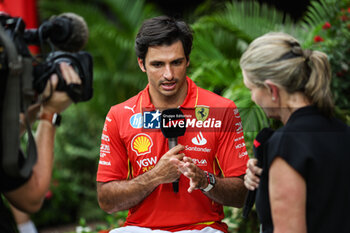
[4,62,81,214]
[41,62,81,114]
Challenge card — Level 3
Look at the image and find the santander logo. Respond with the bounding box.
[192,132,207,146]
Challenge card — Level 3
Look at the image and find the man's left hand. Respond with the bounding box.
[177,156,208,193]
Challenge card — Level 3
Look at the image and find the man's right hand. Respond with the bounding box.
[97,144,186,213]
[151,144,185,184]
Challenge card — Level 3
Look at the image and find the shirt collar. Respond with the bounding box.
[286,105,320,125]
[139,76,199,111]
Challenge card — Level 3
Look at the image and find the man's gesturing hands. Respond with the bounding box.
[152,144,185,184]
[152,144,209,193]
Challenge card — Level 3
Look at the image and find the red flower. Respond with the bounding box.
[341,15,348,21]
[336,71,344,77]
[322,22,331,29]
[348,7,350,13]
[314,35,324,43]
[45,190,53,200]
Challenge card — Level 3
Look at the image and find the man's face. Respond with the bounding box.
[138,40,189,104]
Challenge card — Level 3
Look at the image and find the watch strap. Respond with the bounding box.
[201,171,215,192]
[39,112,61,126]
[202,182,214,192]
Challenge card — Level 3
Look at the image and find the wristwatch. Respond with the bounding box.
[201,171,216,192]
[39,112,62,127]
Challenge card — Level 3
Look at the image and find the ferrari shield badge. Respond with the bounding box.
[195,106,209,121]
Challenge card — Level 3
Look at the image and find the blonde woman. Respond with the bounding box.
[240,32,350,233]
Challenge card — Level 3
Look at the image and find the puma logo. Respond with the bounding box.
[124,105,136,113]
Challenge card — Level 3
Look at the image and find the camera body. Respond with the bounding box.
[33,51,93,102]
[0,13,93,103]
[0,13,93,179]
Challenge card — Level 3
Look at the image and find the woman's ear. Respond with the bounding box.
[137,58,146,72]
[264,80,279,101]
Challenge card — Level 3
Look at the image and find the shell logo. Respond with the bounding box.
[131,133,153,156]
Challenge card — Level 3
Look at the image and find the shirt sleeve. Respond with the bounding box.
[267,131,311,179]
[96,107,129,182]
[215,102,248,177]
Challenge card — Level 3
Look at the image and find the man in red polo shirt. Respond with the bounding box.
[96,16,248,233]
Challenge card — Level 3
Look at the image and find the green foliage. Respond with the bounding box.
[189,0,298,148]
[190,0,349,231]
[300,0,337,30]
[187,2,297,232]
[38,0,160,115]
[223,207,260,233]
[32,0,350,231]
[302,0,350,119]
[33,0,160,228]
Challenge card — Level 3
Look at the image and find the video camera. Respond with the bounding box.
[0,12,93,102]
[0,12,93,179]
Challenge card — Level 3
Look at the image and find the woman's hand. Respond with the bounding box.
[244,158,262,191]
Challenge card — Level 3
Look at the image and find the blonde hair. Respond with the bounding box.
[240,32,334,115]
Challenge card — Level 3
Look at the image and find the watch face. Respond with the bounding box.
[201,171,216,192]
[208,173,216,185]
[53,113,62,126]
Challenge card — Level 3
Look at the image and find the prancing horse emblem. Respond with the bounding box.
[195,106,209,121]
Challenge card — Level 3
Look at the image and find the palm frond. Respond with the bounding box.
[190,0,291,133]
[301,0,338,29]
[200,0,297,42]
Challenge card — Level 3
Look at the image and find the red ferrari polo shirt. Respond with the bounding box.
[97,77,248,232]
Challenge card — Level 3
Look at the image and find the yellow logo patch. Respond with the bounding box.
[131,133,153,156]
[195,106,209,121]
